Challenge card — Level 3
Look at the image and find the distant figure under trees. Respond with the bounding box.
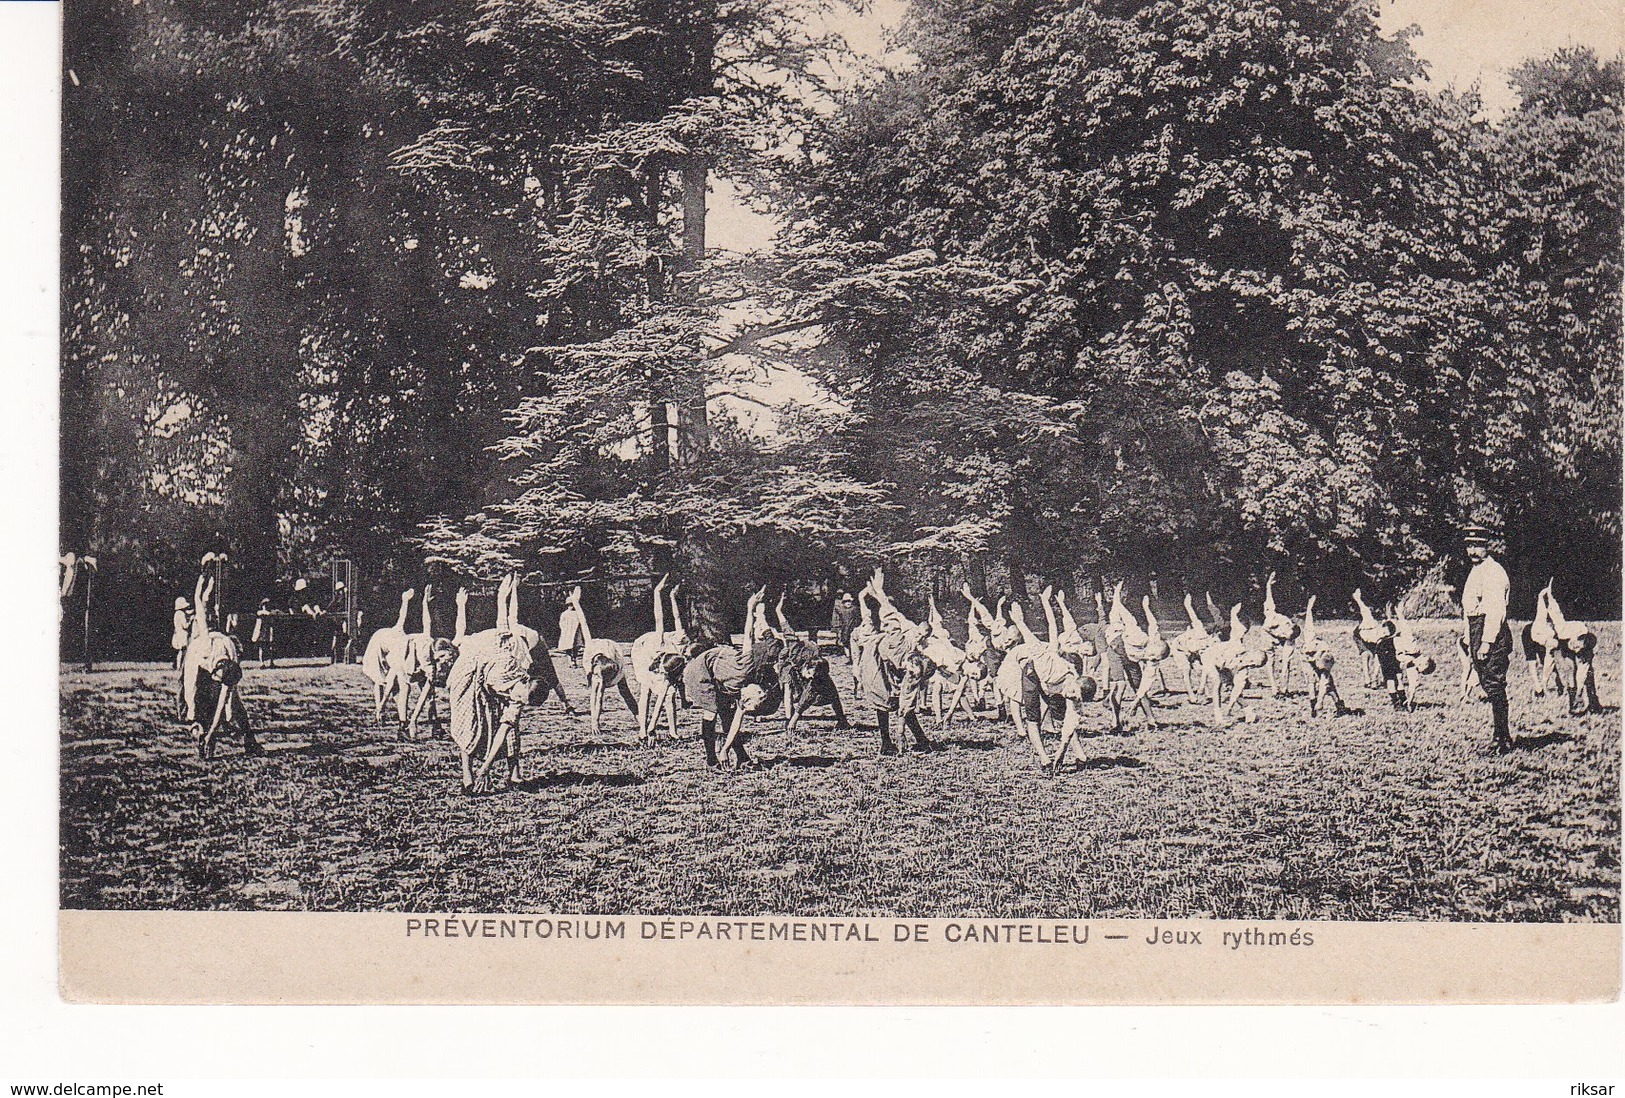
[830,590,860,652]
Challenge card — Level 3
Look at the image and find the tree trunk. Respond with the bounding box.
[649,401,672,473]
[967,554,988,601]
[676,157,711,465]
[684,534,736,646]
[671,15,723,635]
[1006,558,1029,603]
[644,165,674,476]
[673,10,714,463]
[226,411,291,620]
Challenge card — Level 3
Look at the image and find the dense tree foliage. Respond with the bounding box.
[65,0,846,646]
[61,0,1622,657]
[1460,49,1624,599]
[796,0,1620,609]
[64,0,612,646]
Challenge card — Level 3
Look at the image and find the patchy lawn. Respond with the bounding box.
[59,623,1620,920]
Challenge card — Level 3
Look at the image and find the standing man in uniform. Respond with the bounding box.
[1461,525,1515,754]
[830,590,860,654]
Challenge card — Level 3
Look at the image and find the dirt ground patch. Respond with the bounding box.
[59,624,1620,919]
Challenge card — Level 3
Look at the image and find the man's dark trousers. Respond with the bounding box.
[1468,615,1513,749]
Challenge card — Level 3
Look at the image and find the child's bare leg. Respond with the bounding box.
[718,705,748,763]
[1011,704,1047,762]
[408,677,435,736]
[393,670,411,726]
[1130,674,1158,725]
[616,680,639,718]
[1050,705,1083,773]
[474,719,511,789]
[1223,671,1249,720]
[589,675,605,736]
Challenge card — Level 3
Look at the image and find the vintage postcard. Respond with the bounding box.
[58,0,1621,1004]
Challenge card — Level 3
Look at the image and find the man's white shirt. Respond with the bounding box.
[1462,555,1510,644]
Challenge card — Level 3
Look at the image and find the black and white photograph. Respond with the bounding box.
[55,0,1621,981]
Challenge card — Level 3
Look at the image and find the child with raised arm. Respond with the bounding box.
[569,585,639,737]
[774,592,851,733]
[1300,596,1350,718]
[178,557,259,757]
[686,587,782,768]
[992,600,1092,770]
[506,572,575,718]
[1545,583,1601,716]
[446,578,535,794]
[629,575,689,744]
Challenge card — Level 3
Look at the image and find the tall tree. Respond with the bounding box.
[62,0,664,646]
[792,0,1619,606]
[421,0,878,638]
[1450,48,1623,608]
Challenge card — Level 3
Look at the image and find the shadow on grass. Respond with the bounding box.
[759,755,842,769]
[1516,731,1577,751]
[1142,718,1221,733]
[546,739,651,754]
[511,771,646,791]
[1060,755,1146,771]
[836,721,881,733]
[777,715,851,730]
[261,741,350,758]
[928,737,1002,751]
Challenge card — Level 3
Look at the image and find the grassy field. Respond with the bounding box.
[60,623,1620,920]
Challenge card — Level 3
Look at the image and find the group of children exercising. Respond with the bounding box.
[167,553,1602,788]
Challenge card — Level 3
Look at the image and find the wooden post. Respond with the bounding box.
[331,557,356,664]
[210,554,227,633]
[80,564,93,673]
